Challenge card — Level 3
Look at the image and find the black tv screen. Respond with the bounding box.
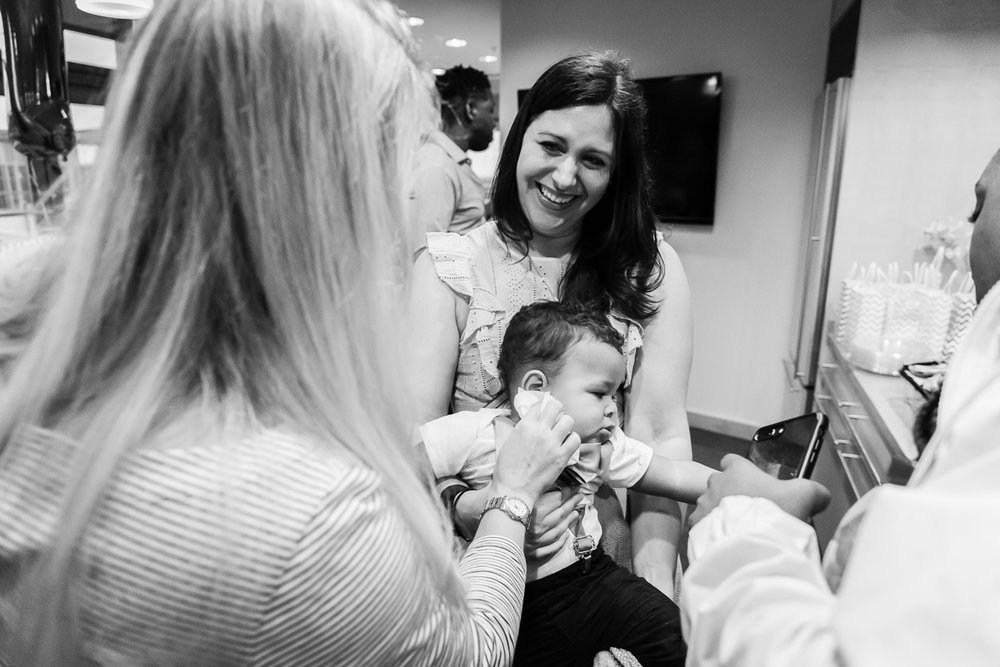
[638,72,722,226]
[516,71,723,226]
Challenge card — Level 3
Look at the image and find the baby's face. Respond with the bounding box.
[545,339,626,443]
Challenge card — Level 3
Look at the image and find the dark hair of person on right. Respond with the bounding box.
[491,51,663,322]
[497,300,625,391]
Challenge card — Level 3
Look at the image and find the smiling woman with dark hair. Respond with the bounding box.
[409,50,695,598]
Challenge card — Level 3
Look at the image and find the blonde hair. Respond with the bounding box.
[0,0,453,661]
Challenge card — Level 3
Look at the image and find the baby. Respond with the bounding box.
[419,300,714,667]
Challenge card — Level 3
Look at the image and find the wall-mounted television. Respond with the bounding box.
[517,71,723,226]
[638,72,722,226]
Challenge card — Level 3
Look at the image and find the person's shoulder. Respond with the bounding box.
[424,226,482,280]
[0,233,66,309]
[419,131,466,166]
[427,219,496,251]
[72,421,440,663]
[416,136,453,171]
[651,227,680,262]
[422,221,502,299]
[648,230,688,304]
[108,418,381,527]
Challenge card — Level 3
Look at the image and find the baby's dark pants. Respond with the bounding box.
[512,548,687,667]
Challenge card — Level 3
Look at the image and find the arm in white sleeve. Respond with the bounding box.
[681,496,839,667]
[683,487,1000,667]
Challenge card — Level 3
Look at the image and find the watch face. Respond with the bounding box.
[507,497,530,520]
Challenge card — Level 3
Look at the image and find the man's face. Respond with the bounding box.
[969,148,1000,302]
[467,93,497,152]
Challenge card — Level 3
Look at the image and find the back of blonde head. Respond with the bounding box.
[0,0,453,661]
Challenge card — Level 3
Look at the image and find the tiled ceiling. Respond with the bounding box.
[56,1,501,76]
[394,0,501,79]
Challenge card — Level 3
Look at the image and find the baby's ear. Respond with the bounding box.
[520,369,548,391]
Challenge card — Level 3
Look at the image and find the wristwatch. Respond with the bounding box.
[480,495,531,529]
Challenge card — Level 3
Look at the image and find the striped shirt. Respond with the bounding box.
[0,419,526,665]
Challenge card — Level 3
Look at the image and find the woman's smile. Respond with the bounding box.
[536,182,579,207]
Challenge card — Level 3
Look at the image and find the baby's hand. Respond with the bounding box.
[690,454,830,526]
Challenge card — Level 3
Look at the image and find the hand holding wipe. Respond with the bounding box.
[491,394,580,508]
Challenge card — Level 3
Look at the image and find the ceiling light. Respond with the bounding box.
[478,55,498,63]
[407,16,424,27]
[431,68,446,76]
[444,38,467,48]
[75,0,153,20]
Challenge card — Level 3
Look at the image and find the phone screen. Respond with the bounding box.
[747,413,827,480]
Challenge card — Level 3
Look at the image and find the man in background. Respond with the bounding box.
[411,65,497,240]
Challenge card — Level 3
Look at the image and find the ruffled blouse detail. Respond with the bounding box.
[426,222,656,413]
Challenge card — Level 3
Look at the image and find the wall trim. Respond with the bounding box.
[688,411,757,440]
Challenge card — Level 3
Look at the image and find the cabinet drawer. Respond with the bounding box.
[813,386,879,551]
[816,364,887,484]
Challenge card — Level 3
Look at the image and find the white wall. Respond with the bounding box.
[501,0,833,433]
[826,0,1000,315]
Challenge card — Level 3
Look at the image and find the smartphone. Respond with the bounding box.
[746,412,828,480]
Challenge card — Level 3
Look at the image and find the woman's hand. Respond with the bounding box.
[524,486,585,561]
[492,398,580,508]
[690,454,831,526]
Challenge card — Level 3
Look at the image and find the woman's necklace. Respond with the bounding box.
[494,230,574,304]
[525,254,564,302]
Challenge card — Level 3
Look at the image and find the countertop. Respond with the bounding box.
[824,335,924,472]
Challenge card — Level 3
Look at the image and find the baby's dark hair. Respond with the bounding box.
[498,301,625,391]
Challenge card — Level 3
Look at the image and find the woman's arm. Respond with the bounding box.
[454,482,584,559]
[682,495,839,667]
[264,402,578,666]
[624,240,694,596]
[408,250,462,425]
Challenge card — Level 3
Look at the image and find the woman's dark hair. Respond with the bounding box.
[491,51,663,321]
[497,300,624,391]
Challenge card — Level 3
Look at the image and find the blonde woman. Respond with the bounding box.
[0,0,578,664]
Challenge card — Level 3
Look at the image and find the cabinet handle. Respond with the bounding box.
[843,416,882,485]
[839,401,861,409]
[815,393,834,401]
[835,449,863,500]
[821,363,837,369]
